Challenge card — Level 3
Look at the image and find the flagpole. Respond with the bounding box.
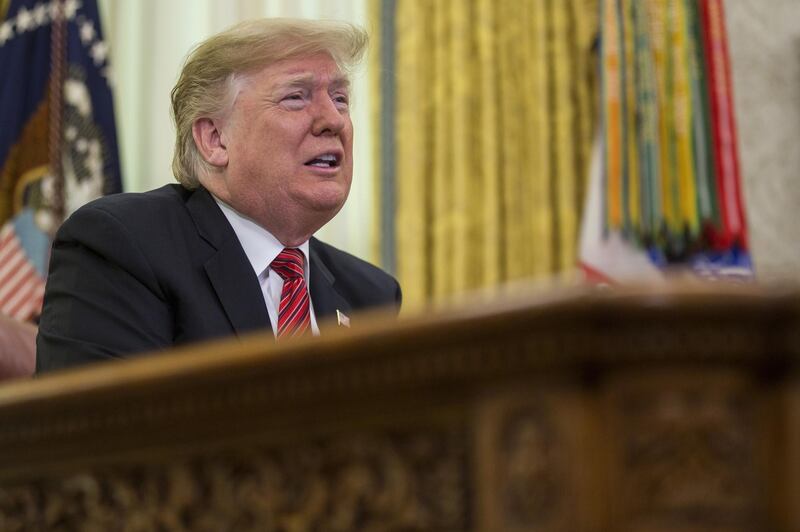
[49,0,66,229]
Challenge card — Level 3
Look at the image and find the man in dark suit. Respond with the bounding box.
[36,19,400,373]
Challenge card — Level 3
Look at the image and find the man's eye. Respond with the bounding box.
[280,93,307,109]
[333,95,349,107]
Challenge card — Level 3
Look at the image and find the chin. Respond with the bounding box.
[299,183,349,214]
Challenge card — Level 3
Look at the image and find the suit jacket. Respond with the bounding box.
[36,184,401,373]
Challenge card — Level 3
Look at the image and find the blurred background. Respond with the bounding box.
[2,0,799,317]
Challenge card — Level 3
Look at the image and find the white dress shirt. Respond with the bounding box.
[214,197,320,336]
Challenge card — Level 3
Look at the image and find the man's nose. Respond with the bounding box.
[311,96,346,136]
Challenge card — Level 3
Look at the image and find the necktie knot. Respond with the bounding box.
[271,248,305,281]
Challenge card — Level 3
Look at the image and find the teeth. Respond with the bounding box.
[307,153,338,167]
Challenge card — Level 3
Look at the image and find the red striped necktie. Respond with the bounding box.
[270,248,311,338]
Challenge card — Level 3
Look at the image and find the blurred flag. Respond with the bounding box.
[579,135,664,284]
[0,0,122,320]
[579,0,751,283]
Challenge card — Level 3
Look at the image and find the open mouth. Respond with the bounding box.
[304,153,341,169]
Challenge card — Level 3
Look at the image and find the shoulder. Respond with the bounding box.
[52,184,215,277]
[310,238,402,309]
[58,184,195,240]
[310,238,393,283]
[68,184,191,222]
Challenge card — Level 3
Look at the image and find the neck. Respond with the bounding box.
[251,206,326,248]
[200,180,326,247]
[273,230,313,248]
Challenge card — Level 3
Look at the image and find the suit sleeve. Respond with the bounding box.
[36,205,174,373]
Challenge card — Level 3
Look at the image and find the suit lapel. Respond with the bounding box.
[186,188,271,334]
[309,238,352,329]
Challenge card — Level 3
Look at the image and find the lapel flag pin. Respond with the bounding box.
[336,310,351,328]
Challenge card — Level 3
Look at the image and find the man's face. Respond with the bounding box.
[213,53,354,239]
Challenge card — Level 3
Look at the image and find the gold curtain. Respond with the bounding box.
[390,0,598,308]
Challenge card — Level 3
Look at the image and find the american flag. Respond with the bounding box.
[0,223,46,321]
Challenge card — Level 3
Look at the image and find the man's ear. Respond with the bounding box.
[192,118,229,167]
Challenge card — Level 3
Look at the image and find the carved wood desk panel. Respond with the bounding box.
[0,286,797,531]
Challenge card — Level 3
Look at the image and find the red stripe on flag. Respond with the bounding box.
[1,263,36,304]
[0,257,33,300]
[4,276,36,318]
[0,226,46,320]
[0,232,21,265]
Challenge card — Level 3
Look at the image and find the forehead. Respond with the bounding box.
[248,53,349,89]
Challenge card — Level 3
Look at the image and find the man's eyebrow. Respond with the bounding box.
[275,73,351,91]
[329,76,350,90]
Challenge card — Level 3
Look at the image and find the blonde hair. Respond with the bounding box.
[170,18,368,188]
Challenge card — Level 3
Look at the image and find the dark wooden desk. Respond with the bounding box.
[0,285,797,531]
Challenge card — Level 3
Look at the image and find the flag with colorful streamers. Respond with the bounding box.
[580,0,751,282]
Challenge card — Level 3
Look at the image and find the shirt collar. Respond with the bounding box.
[212,196,310,278]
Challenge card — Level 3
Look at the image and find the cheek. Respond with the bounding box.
[269,134,304,166]
[345,122,355,147]
[344,158,354,181]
